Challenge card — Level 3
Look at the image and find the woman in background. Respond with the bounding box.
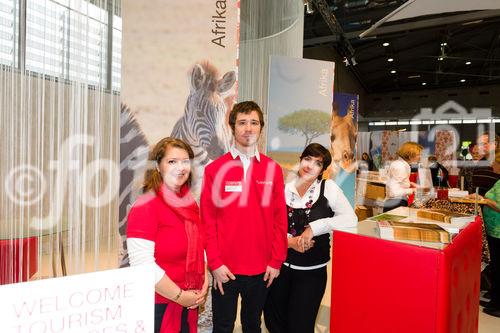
[360,152,375,171]
[264,143,357,333]
[384,141,423,212]
[476,151,500,318]
[127,137,207,332]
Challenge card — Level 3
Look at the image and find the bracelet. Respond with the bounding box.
[172,288,183,301]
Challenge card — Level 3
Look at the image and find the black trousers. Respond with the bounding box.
[154,303,190,333]
[383,198,408,212]
[212,273,268,333]
[487,235,500,306]
[263,265,327,333]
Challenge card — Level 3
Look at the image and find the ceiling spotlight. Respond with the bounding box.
[460,79,466,83]
[440,42,447,46]
[422,82,427,86]
[390,70,396,74]
[387,58,394,62]
[383,42,390,47]
[465,61,471,65]
[438,57,444,61]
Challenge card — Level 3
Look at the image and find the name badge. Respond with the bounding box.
[225,181,242,192]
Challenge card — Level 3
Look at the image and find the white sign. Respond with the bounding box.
[0,265,155,333]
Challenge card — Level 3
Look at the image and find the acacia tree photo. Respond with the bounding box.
[278,109,330,147]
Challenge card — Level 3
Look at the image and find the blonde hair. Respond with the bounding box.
[397,142,423,162]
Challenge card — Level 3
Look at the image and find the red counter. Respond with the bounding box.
[0,237,38,285]
[330,216,482,333]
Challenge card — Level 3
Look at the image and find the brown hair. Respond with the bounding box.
[228,101,265,133]
[397,142,423,162]
[300,143,332,180]
[142,137,194,193]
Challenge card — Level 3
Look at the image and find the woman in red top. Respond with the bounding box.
[127,137,208,333]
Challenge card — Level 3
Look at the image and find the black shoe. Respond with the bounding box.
[480,300,491,308]
[483,307,500,318]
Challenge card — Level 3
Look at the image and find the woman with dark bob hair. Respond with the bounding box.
[126,137,208,333]
[264,143,357,333]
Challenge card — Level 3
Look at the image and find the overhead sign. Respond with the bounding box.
[0,265,154,333]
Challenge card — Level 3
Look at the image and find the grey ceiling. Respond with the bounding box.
[304,0,500,93]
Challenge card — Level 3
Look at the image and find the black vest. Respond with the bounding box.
[286,180,335,266]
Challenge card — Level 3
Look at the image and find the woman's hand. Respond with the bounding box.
[288,236,304,253]
[300,226,314,247]
[189,271,209,309]
[288,235,315,253]
[176,289,200,308]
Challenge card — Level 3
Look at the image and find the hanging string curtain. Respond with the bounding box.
[0,0,121,284]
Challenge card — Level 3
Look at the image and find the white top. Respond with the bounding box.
[386,157,413,199]
[127,238,166,284]
[229,145,260,180]
[285,178,357,236]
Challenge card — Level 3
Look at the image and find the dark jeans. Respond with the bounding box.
[154,303,190,333]
[487,235,500,306]
[383,198,408,212]
[264,265,327,333]
[212,273,268,333]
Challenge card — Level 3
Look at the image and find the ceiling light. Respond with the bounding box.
[408,75,421,79]
[463,119,476,124]
[449,119,462,124]
[460,79,466,82]
[438,57,444,61]
[387,58,394,62]
[462,19,483,26]
[440,42,447,46]
[383,42,390,47]
[305,1,314,14]
[390,70,396,74]
[465,61,471,65]
[422,82,427,86]
[386,121,397,125]
[374,121,385,126]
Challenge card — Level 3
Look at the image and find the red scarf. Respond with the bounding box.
[158,183,205,290]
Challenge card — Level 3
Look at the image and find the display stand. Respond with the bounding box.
[330,214,482,333]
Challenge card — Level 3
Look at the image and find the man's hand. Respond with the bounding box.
[211,265,235,295]
[263,266,280,288]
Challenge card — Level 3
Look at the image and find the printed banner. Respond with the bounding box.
[331,93,359,206]
[267,55,335,181]
[119,0,240,266]
[0,265,154,333]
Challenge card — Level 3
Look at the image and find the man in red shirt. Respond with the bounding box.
[201,101,288,332]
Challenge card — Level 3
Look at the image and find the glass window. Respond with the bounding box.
[0,0,18,66]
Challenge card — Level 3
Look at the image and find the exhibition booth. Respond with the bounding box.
[0,1,499,332]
